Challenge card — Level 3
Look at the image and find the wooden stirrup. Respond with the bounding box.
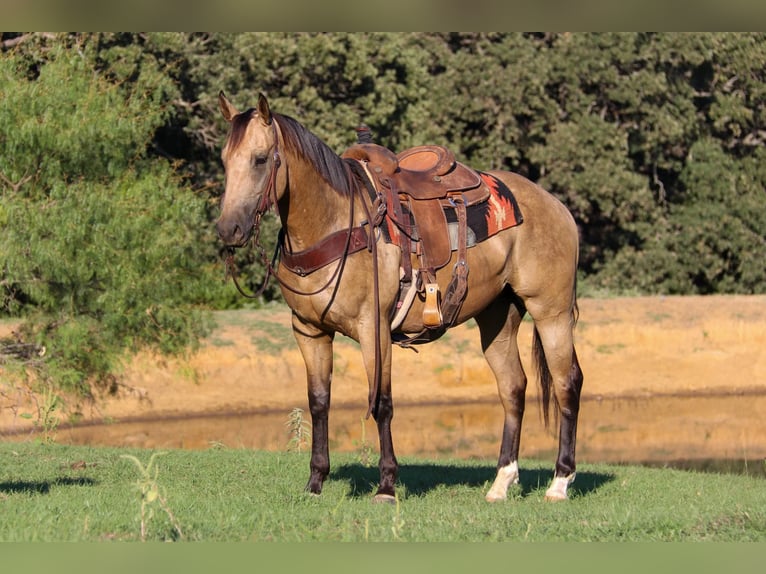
[423,283,443,328]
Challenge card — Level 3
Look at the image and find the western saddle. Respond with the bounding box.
[342,140,491,332]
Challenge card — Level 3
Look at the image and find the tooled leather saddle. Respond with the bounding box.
[342,142,492,330]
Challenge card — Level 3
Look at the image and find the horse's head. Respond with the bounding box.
[216,91,282,247]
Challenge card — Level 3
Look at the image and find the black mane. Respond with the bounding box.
[274,113,356,198]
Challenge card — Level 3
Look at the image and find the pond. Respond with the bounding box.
[29,391,766,477]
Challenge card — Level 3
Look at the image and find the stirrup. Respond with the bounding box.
[422,283,443,328]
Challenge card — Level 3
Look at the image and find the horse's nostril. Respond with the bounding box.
[215,220,233,242]
[216,217,247,246]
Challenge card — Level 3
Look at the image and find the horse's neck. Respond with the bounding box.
[279,155,355,252]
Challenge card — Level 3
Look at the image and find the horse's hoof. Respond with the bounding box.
[372,493,396,504]
[544,491,568,502]
[485,491,507,503]
[485,462,518,503]
[544,473,575,501]
[305,484,323,496]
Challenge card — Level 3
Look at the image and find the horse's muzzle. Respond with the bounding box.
[215,215,252,247]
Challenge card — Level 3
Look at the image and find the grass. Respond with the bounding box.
[1,442,765,542]
[595,343,627,354]
[249,319,293,353]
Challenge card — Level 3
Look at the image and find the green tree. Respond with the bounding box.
[1,38,220,395]
[86,32,766,297]
[4,31,763,341]
[572,33,766,294]
[600,138,766,294]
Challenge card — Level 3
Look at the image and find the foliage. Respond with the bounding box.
[284,407,311,453]
[0,37,222,396]
[132,31,766,297]
[120,452,185,541]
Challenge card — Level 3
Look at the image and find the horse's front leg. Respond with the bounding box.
[291,313,335,495]
[360,324,398,503]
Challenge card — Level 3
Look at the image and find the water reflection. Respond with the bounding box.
[10,393,766,476]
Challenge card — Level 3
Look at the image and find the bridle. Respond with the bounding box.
[222,118,373,302]
[254,122,282,216]
[222,119,282,299]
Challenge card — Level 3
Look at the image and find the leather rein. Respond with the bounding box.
[221,119,386,419]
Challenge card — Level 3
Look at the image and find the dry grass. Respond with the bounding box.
[2,296,765,461]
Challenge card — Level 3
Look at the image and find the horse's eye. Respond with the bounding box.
[253,155,268,167]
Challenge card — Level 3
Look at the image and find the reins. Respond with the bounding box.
[352,161,386,419]
[222,119,282,300]
[221,212,276,300]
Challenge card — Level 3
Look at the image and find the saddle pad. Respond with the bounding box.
[381,172,523,250]
[447,172,523,241]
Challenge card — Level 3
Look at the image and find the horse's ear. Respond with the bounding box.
[256,92,272,125]
[219,91,239,123]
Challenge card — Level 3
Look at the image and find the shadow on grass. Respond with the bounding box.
[330,463,614,499]
[0,476,97,495]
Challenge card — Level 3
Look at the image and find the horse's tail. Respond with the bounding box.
[533,279,580,429]
[533,326,554,428]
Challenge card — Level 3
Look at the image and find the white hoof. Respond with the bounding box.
[485,462,519,503]
[544,473,575,501]
[372,493,396,504]
[485,491,507,503]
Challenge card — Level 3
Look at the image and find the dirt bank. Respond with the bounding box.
[2,295,765,433]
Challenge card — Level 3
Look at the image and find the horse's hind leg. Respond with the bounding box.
[530,310,584,501]
[475,293,527,502]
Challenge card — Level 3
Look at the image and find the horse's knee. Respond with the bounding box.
[308,387,330,416]
[372,392,394,421]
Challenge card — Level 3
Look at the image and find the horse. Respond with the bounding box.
[215,91,584,503]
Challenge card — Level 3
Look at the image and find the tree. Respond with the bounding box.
[1,37,221,396]
[160,32,766,296]
[2,31,764,380]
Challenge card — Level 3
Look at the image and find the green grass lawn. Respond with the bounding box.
[1,442,764,542]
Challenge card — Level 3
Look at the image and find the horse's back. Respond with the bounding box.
[491,170,576,232]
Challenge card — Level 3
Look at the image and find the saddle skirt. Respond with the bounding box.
[395,171,523,252]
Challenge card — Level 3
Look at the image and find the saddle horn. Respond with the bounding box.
[356,124,373,144]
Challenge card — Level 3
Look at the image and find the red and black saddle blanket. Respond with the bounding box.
[381,172,523,251]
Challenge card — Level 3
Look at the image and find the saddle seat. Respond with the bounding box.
[344,143,487,203]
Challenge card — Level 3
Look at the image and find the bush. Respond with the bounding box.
[0,40,221,396]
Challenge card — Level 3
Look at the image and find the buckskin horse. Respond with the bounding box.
[215,92,583,503]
